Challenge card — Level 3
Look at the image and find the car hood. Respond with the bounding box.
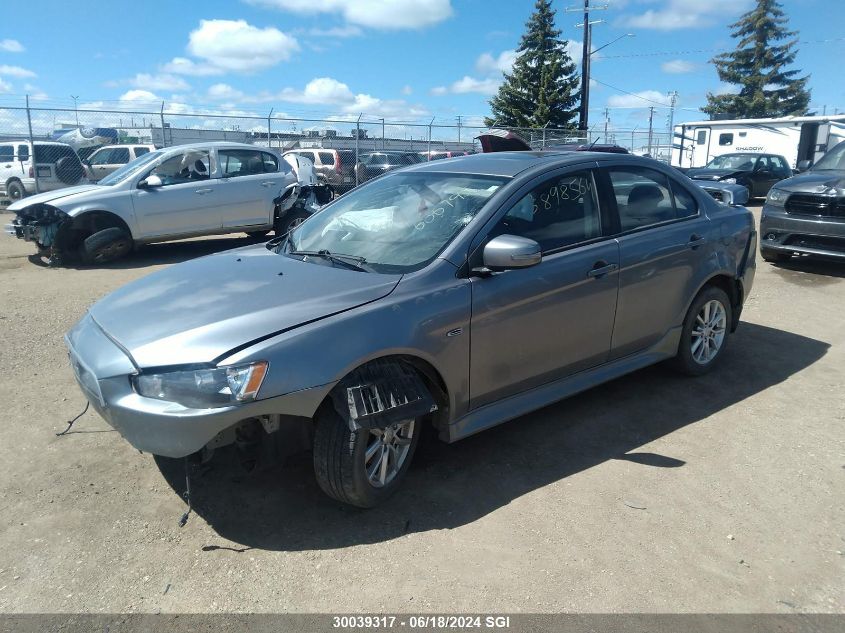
[771,170,845,193]
[88,244,402,368]
[687,168,740,180]
[7,184,102,212]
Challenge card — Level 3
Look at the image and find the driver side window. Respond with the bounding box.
[491,171,601,253]
[147,150,212,185]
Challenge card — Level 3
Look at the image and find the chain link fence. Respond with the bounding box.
[0,103,673,202]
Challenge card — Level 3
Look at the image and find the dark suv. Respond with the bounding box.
[354,151,422,184]
[760,142,845,262]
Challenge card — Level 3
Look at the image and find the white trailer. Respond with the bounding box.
[671,115,845,169]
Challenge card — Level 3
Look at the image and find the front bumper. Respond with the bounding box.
[65,314,333,458]
[760,205,845,260]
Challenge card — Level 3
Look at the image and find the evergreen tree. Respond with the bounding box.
[703,0,810,118]
[485,0,580,129]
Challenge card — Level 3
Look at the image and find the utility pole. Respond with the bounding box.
[667,90,678,137]
[603,107,609,142]
[456,115,462,144]
[647,106,655,156]
[71,95,79,127]
[567,1,607,131]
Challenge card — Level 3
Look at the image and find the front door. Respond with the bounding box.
[469,169,620,409]
[131,149,222,238]
[603,165,710,359]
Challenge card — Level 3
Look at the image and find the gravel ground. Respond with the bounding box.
[0,204,842,614]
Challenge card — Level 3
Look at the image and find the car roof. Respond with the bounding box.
[402,150,613,177]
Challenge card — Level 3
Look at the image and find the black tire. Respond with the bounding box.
[313,403,421,508]
[274,209,311,237]
[79,227,133,264]
[55,156,85,185]
[671,285,732,376]
[6,180,25,201]
[761,247,791,263]
[246,230,270,239]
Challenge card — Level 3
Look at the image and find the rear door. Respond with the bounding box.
[469,166,620,408]
[217,148,285,229]
[691,127,711,167]
[601,165,710,359]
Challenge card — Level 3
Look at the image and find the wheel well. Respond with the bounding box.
[56,211,132,252]
[323,354,450,435]
[702,274,742,331]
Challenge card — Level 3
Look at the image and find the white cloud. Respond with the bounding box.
[247,0,453,30]
[661,59,696,74]
[186,19,300,73]
[119,89,162,104]
[23,84,48,100]
[207,83,244,100]
[715,82,741,96]
[475,49,517,75]
[566,40,585,66]
[280,77,356,104]
[0,65,36,78]
[0,78,12,94]
[607,90,672,108]
[401,85,413,95]
[623,0,752,30]
[430,86,448,96]
[160,57,223,76]
[431,75,501,96]
[129,73,190,91]
[0,39,24,53]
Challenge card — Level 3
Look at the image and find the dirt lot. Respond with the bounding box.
[0,204,842,615]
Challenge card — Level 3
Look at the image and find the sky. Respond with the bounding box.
[0,0,841,135]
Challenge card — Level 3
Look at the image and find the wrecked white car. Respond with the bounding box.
[4,142,330,265]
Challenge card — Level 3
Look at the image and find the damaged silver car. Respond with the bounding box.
[5,142,329,265]
[65,151,756,508]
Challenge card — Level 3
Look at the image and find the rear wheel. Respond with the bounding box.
[671,286,732,376]
[79,227,133,264]
[6,180,25,201]
[760,247,791,263]
[313,404,420,507]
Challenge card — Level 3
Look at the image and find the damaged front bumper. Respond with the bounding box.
[65,313,334,458]
[5,204,71,259]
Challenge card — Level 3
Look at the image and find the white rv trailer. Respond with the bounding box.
[671,115,845,169]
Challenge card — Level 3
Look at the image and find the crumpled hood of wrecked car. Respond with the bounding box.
[88,244,402,368]
[7,185,103,212]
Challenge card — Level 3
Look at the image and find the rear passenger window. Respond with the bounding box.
[670,181,698,218]
[261,152,278,172]
[111,148,130,164]
[492,171,601,253]
[134,147,150,157]
[220,149,266,177]
[609,167,688,231]
[318,151,334,165]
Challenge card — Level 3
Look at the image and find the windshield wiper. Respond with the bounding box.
[288,249,370,272]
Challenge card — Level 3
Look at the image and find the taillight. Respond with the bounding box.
[28,166,33,177]
[334,150,341,173]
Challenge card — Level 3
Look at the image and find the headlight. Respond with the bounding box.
[766,188,788,208]
[132,361,268,409]
[721,177,737,184]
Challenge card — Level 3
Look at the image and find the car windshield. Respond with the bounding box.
[98,149,163,185]
[705,154,757,170]
[285,171,508,273]
[811,142,845,171]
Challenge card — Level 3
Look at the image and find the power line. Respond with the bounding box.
[590,77,675,107]
[596,36,845,60]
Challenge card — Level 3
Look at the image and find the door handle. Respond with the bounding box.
[587,261,619,279]
[260,181,276,187]
[195,188,213,194]
[688,234,706,249]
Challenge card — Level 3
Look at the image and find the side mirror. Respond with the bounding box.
[796,159,812,173]
[480,234,542,272]
[138,174,163,189]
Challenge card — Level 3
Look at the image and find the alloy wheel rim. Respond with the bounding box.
[364,419,415,488]
[691,299,726,365]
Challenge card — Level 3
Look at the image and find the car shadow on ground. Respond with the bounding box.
[155,322,828,552]
[25,235,270,270]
